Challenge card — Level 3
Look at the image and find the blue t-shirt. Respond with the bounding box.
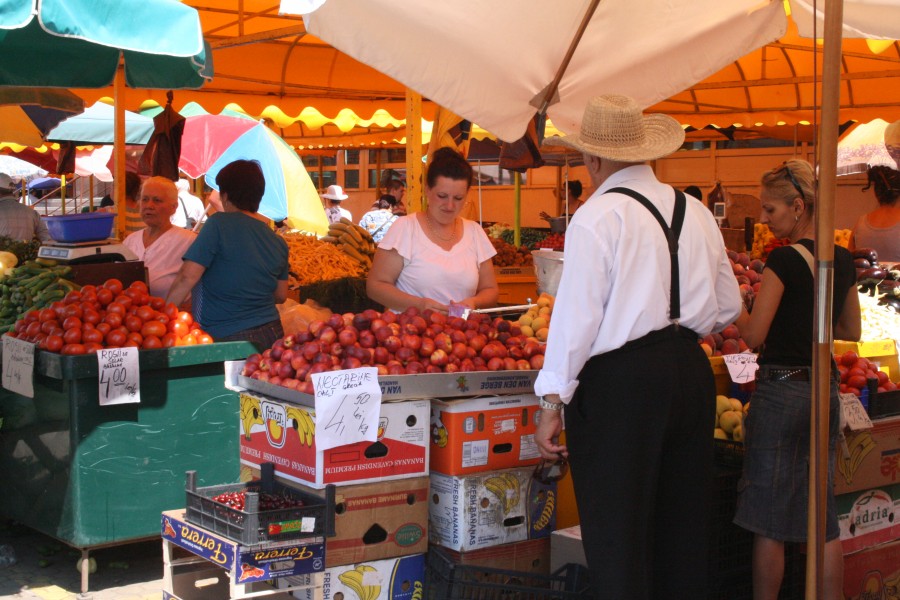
[184,212,289,338]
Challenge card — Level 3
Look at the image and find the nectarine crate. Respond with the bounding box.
[184,462,336,546]
[426,547,592,600]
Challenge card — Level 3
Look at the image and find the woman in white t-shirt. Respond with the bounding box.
[367,147,498,313]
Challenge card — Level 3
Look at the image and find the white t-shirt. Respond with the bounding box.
[377,215,496,310]
[124,227,197,299]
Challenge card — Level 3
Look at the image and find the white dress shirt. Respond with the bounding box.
[534,165,742,403]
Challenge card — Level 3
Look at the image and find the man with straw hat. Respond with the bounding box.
[533,94,741,598]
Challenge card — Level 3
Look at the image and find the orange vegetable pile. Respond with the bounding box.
[5,278,214,354]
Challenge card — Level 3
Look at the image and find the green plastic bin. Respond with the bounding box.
[0,342,255,548]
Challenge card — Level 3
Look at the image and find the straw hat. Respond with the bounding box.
[0,173,16,192]
[321,184,349,201]
[544,94,685,163]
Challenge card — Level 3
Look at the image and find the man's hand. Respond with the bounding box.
[535,396,568,459]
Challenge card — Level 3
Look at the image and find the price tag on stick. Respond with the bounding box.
[310,367,381,451]
[97,348,141,405]
[2,336,35,398]
[723,352,759,383]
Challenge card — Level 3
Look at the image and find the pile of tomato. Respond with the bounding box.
[6,278,214,355]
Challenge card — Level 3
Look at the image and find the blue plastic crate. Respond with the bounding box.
[44,212,115,243]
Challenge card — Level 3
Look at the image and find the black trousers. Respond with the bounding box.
[565,325,715,599]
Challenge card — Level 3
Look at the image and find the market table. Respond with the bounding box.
[0,341,255,590]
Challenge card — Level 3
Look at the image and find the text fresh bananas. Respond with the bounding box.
[338,564,382,600]
[287,406,315,447]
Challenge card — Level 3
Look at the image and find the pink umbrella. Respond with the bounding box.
[178,113,258,179]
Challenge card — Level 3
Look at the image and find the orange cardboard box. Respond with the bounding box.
[433,538,551,576]
[240,392,429,489]
[430,394,541,475]
[842,539,900,599]
[835,414,900,496]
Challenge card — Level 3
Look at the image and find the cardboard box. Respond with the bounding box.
[429,467,556,551]
[161,509,325,585]
[435,538,551,577]
[240,392,429,489]
[278,554,426,600]
[835,415,900,495]
[239,369,539,402]
[430,395,542,475]
[842,539,900,600]
[550,525,587,573]
[834,339,900,382]
[836,484,900,554]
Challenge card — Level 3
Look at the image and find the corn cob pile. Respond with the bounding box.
[322,218,376,271]
[0,258,79,333]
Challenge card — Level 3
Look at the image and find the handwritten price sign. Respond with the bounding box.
[839,392,873,432]
[723,352,759,383]
[97,348,141,406]
[2,336,35,398]
[310,367,381,451]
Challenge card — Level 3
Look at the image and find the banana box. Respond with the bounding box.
[430,394,542,475]
[244,467,429,568]
[834,414,900,496]
[277,554,426,600]
[842,539,900,600]
[837,483,900,554]
[429,467,556,551]
[239,392,429,489]
[434,538,551,576]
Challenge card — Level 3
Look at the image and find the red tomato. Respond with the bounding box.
[24,310,40,323]
[95,322,112,336]
[103,278,124,296]
[62,316,82,331]
[96,287,114,306]
[25,322,42,338]
[154,313,169,324]
[82,328,104,345]
[142,335,163,350]
[114,294,133,310]
[83,342,104,353]
[14,321,27,334]
[106,302,126,316]
[64,304,84,319]
[161,333,177,348]
[102,312,123,328]
[80,289,97,304]
[38,308,57,322]
[149,296,165,310]
[129,281,149,295]
[180,333,197,346]
[141,321,167,338]
[45,335,64,353]
[124,315,143,333]
[50,301,67,318]
[80,285,97,296]
[123,288,142,302]
[176,311,194,327]
[169,320,189,338]
[105,329,127,347]
[197,333,214,345]
[61,343,87,355]
[121,339,140,348]
[136,306,155,322]
[82,309,101,325]
[40,320,59,334]
[63,291,82,305]
[163,303,179,320]
[62,328,82,345]
[127,332,144,346]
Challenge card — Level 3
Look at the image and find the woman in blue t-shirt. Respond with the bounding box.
[167,160,289,350]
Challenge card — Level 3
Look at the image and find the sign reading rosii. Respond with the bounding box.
[97,347,140,405]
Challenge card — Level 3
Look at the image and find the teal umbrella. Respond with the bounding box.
[47,101,154,145]
[0,0,211,89]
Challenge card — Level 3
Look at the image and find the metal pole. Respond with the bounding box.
[808,0,845,597]
[514,172,521,247]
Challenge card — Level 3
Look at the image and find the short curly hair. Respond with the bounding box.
[216,160,265,213]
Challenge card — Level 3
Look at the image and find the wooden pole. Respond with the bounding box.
[114,59,126,240]
[405,89,423,213]
[514,172,522,247]
[808,0,844,597]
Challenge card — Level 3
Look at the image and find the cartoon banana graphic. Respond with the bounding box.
[484,473,520,515]
[501,472,521,513]
[534,490,556,531]
[338,564,381,600]
[240,394,263,441]
[286,406,315,447]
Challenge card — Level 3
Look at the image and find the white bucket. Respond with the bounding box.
[533,249,565,297]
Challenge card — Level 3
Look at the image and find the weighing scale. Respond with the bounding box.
[38,239,139,264]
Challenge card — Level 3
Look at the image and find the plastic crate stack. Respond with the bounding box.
[235,390,430,599]
[427,394,576,598]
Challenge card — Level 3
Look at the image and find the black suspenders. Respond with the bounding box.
[605,187,687,323]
